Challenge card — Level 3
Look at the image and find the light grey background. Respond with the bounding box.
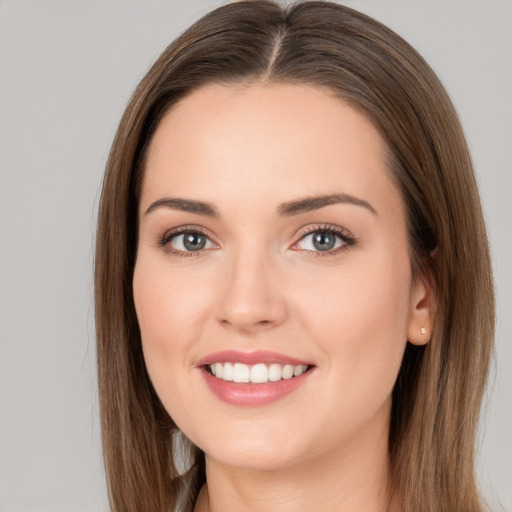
[0,1,510,511]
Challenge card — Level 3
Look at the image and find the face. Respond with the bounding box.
[133,82,431,471]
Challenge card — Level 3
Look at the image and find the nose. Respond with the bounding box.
[215,249,288,335]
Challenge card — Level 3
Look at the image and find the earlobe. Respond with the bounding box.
[407,275,435,346]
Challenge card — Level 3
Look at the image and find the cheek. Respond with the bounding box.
[132,256,209,399]
[297,251,412,408]
[133,257,209,350]
[132,255,217,438]
[320,270,410,344]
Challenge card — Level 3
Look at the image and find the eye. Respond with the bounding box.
[160,228,216,256]
[293,225,355,255]
[158,224,355,258]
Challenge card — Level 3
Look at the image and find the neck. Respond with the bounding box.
[194,406,398,512]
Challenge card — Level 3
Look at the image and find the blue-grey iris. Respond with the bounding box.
[313,231,336,251]
[184,232,207,251]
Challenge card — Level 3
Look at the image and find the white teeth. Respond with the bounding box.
[223,362,234,381]
[294,365,307,377]
[250,363,268,383]
[268,363,282,382]
[233,363,250,383]
[282,364,294,379]
[208,362,309,383]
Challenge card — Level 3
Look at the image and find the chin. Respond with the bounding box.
[190,420,318,472]
[205,443,304,472]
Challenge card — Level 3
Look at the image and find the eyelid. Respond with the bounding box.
[294,223,353,242]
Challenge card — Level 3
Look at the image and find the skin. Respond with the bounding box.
[133,82,432,512]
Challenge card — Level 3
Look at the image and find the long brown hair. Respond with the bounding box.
[95,1,495,511]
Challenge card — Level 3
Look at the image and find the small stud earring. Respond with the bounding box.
[420,327,427,334]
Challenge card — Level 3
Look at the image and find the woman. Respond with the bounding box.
[95,1,494,511]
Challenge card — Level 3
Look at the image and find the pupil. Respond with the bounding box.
[313,231,335,251]
[184,232,206,251]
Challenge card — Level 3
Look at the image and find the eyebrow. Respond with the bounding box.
[144,193,377,218]
[276,193,377,217]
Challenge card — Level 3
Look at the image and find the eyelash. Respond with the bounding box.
[157,223,356,259]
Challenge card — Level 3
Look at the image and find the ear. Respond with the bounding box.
[406,272,435,346]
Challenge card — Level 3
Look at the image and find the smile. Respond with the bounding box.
[197,350,315,406]
[208,362,309,383]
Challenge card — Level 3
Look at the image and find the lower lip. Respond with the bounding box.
[200,367,312,406]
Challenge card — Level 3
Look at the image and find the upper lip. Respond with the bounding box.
[195,350,313,367]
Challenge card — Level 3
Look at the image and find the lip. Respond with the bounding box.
[200,368,313,406]
[195,350,313,367]
[196,350,315,406]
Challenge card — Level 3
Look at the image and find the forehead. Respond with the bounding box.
[141,82,401,220]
